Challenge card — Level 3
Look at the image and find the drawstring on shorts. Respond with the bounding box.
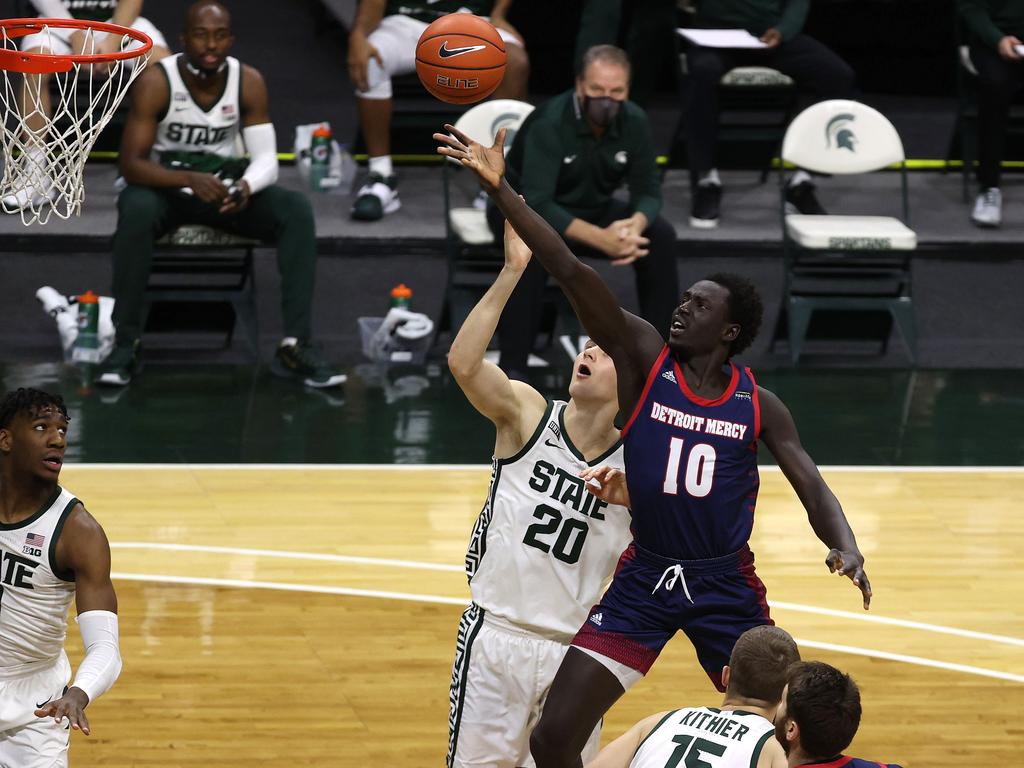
[652,564,694,603]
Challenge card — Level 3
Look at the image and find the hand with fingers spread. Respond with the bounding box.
[826,548,872,610]
[434,123,506,192]
[35,687,91,736]
[580,465,631,508]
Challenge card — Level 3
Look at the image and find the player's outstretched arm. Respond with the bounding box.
[35,505,122,736]
[585,712,667,768]
[758,388,872,609]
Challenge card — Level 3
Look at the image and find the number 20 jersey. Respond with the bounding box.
[466,401,632,640]
[621,347,761,561]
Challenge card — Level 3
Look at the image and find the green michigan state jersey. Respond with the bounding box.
[385,1,493,23]
[60,0,118,22]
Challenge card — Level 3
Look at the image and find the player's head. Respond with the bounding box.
[575,45,630,128]
[182,0,233,77]
[774,661,862,760]
[668,273,763,360]
[567,338,617,405]
[0,388,69,481]
[721,625,800,710]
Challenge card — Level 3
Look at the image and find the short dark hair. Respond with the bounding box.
[726,625,800,703]
[0,388,69,430]
[705,272,763,357]
[186,0,230,30]
[785,661,862,760]
[579,45,631,77]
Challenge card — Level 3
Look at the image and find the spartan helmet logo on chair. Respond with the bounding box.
[491,113,523,148]
[825,113,857,152]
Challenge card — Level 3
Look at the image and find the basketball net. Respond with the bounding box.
[0,22,151,226]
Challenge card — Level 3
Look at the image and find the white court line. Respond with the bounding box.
[110,571,1024,684]
[64,463,1024,472]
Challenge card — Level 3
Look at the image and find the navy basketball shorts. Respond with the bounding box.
[572,543,772,691]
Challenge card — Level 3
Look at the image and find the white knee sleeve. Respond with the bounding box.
[358,55,392,100]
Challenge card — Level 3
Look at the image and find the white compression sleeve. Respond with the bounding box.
[241,122,279,194]
[31,0,74,18]
[70,610,122,703]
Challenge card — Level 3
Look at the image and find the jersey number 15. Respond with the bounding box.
[663,438,717,498]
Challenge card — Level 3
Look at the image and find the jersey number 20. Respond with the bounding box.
[663,437,716,497]
[523,504,588,565]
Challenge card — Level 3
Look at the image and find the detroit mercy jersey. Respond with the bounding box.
[803,759,903,768]
[631,707,775,768]
[0,487,78,672]
[466,401,632,640]
[153,53,247,178]
[622,348,760,560]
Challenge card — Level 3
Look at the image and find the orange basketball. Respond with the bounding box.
[415,14,507,105]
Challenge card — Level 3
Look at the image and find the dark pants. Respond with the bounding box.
[487,201,679,373]
[971,43,1024,189]
[684,34,857,183]
[111,184,317,344]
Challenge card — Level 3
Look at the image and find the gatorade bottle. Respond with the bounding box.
[71,290,101,364]
[390,284,412,309]
[309,124,332,192]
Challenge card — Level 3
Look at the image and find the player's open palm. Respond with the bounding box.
[503,219,532,271]
[826,548,872,610]
[35,687,91,735]
[434,124,506,192]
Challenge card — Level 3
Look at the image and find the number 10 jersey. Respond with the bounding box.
[466,400,632,641]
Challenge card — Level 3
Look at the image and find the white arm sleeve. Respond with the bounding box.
[30,0,74,18]
[241,123,279,194]
[70,610,122,703]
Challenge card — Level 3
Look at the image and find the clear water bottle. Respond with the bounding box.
[71,290,101,364]
[309,124,332,192]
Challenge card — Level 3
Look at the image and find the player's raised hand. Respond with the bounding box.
[503,219,532,272]
[434,124,506,191]
[35,687,91,735]
[826,548,872,610]
[580,466,631,508]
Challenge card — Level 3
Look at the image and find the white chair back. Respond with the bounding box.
[781,99,905,175]
[447,99,534,164]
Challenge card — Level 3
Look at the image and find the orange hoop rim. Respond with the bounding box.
[0,18,153,74]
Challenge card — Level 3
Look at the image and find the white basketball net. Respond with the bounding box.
[0,23,150,226]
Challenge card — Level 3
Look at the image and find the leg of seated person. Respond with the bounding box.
[971,43,1023,191]
[765,34,857,101]
[493,40,530,101]
[683,47,733,185]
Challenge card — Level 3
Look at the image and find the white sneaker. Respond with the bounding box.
[350,173,400,221]
[971,187,1002,228]
[2,180,57,212]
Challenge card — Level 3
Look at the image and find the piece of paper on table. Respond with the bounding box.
[677,28,768,49]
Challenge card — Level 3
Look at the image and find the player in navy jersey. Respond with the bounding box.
[775,661,902,768]
[435,125,873,768]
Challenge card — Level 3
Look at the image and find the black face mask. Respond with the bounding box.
[581,95,622,128]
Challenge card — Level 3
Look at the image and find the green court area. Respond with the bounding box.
[2,362,1020,466]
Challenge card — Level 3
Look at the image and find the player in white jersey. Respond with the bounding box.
[446,220,633,767]
[587,625,799,768]
[0,388,122,768]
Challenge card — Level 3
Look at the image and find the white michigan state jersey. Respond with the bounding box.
[632,708,776,768]
[466,401,631,640]
[153,53,246,176]
[0,487,79,672]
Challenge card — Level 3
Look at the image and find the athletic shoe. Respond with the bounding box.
[785,181,827,215]
[690,181,722,229]
[971,187,1002,228]
[272,340,347,388]
[350,173,400,221]
[96,339,141,387]
[2,180,57,212]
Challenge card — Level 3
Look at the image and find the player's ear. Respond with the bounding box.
[722,323,740,343]
[721,665,730,689]
[0,427,12,453]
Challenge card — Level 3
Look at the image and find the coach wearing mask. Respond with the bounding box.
[487,45,678,379]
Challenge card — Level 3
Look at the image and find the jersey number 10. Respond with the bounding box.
[663,438,717,498]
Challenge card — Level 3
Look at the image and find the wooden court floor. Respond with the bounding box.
[53,465,1023,767]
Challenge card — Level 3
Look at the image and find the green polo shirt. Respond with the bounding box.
[504,90,662,236]
[694,0,810,42]
[957,0,1024,49]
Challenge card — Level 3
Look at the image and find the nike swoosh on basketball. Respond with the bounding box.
[438,41,487,59]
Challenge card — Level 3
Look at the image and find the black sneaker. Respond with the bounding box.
[785,180,827,215]
[96,339,141,387]
[690,183,722,229]
[350,173,400,221]
[272,340,347,388]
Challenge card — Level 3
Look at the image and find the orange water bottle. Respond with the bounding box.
[390,284,412,309]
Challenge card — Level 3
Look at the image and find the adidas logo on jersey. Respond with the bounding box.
[589,612,603,626]
[661,369,677,383]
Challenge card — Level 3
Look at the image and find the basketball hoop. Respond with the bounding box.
[0,18,153,225]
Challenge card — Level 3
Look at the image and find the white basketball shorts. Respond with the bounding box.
[0,653,72,768]
[447,604,601,768]
[19,16,167,55]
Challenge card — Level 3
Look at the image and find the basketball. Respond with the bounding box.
[415,14,507,105]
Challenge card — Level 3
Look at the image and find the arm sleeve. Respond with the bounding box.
[30,0,74,18]
[627,111,662,223]
[518,123,577,235]
[70,610,122,704]
[776,0,811,40]
[241,122,279,194]
[957,0,1007,50]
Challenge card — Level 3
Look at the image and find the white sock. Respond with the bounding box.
[369,155,393,178]
[698,168,721,187]
[789,169,812,188]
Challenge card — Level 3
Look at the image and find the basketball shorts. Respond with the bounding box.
[573,544,773,692]
[447,604,601,768]
[359,13,523,99]
[19,16,167,56]
[0,653,72,768]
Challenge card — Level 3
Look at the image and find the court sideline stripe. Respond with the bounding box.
[110,542,1024,648]
[110,571,1024,685]
[65,463,1024,472]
